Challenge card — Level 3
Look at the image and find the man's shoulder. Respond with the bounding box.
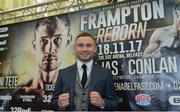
[154,26,173,35]
[15,79,33,88]
[93,64,113,79]
[93,63,111,72]
[59,63,76,72]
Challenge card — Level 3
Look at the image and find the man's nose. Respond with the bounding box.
[45,41,56,54]
[82,45,88,51]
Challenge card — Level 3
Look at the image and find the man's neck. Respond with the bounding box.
[31,68,58,90]
[38,69,58,84]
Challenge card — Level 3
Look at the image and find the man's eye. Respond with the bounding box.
[54,37,62,45]
[78,44,84,47]
[86,44,93,47]
[40,39,48,46]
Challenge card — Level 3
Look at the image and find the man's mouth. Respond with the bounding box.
[81,54,89,57]
[43,57,57,63]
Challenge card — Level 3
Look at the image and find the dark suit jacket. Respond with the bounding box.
[51,63,118,111]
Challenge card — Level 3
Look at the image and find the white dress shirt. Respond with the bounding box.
[77,59,93,81]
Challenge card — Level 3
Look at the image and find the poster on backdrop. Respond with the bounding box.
[0,0,180,111]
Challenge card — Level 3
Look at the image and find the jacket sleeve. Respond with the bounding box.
[51,70,64,111]
[103,70,118,110]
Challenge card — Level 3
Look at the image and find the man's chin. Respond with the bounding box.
[79,58,92,62]
[45,67,58,72]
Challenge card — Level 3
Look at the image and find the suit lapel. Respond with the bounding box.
[69,63,77,87]
[68,64,77,109]
[76,70,82,88]
[87,64,98,91]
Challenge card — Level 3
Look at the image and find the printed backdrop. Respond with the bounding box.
[0,0,180,111]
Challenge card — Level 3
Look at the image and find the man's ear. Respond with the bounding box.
[32,40,36,49]
[66,34,72,47]
[94,45,97,53]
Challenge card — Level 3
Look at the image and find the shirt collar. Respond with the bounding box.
[77,59,93,70]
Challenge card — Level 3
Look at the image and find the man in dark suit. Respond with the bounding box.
[51,32,118,111]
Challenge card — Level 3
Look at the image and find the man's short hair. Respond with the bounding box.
[34,14,70,37]
[32,14,71,48]
[75,32,96,44]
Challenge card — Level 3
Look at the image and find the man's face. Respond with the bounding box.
[34,18,68,71]
[75,36,96,62]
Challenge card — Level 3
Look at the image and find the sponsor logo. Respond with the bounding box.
[0,34,9,38]
[0,107,4,110]
[0,40,7,45]
[0,27,8,33]
[135,94,151,106]
[169,96,180,105]
[0,95,12,100]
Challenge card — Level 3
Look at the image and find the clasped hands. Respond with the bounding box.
[58,91,104,108]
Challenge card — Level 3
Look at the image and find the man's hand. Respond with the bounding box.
[89,91,105,108]
[58,93,70,108]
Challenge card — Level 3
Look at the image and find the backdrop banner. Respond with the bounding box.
[0,0,180,111]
